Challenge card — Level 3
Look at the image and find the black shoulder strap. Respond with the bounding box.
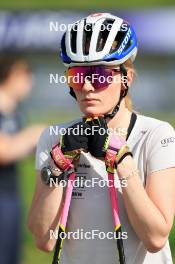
[126,112,137,140]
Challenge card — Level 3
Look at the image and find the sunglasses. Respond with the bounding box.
[65,66,121,90]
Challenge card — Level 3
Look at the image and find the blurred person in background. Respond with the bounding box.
[0,55,46,264]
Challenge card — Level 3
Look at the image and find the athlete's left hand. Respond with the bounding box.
[83,116,109,158]
[83,117,132,164]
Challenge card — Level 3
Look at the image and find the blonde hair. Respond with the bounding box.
[123,58,136,111]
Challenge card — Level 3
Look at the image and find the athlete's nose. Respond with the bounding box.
[82,79,95,93]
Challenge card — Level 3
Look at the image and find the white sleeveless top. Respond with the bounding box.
[35,114,175,264]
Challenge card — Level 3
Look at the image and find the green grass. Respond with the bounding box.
[169,220,175,261]
[0,0,175,10]
[19,112,175,264]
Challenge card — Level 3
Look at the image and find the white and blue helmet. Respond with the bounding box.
[60,13,138,67]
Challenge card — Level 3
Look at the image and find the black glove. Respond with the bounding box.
[84,117,109,158]
[60,121,90,154]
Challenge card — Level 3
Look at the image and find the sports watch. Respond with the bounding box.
[41,166,66,186]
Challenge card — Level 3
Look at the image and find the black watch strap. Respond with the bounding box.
[41,166,74,186]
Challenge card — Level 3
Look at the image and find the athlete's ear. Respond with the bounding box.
[127,68,135,87]
[121,67,134,94]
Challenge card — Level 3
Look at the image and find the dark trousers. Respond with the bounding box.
[0,193,21,264]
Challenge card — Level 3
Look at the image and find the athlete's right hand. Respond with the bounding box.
[50,122,90,170]
[60,121,90,154]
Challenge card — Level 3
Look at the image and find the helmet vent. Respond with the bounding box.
[109,23,130,54]
[83,20,93,55]
[70,25,77,53]
[96,19,114,52]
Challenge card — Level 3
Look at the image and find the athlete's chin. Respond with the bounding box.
[81,105,105,117]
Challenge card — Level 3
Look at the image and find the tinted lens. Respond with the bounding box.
[65,67,90,89]
[66,66,118,90]
[90,66,113,89]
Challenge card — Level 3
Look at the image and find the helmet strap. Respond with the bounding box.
[104,64,129,120]
[69,87,76,98]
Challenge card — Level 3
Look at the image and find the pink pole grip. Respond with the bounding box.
[108,172,120,227]
[60,172,76,227]
[109,133,126,151]
[51,145,73,171]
